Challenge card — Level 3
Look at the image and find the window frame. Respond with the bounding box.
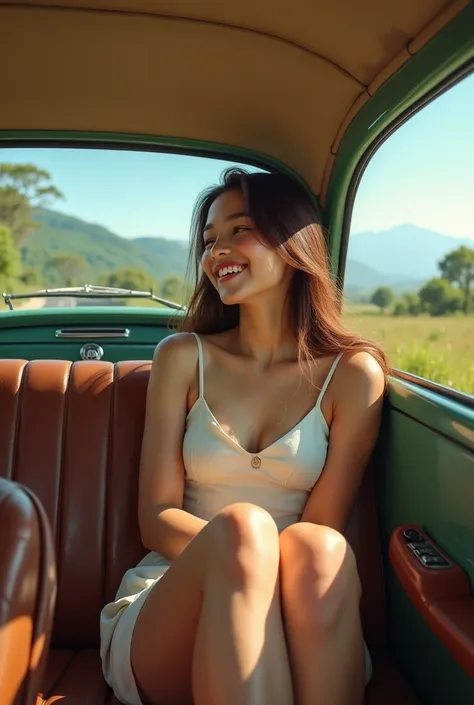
[335,61,474,406]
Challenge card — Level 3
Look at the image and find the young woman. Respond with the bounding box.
[100,168,388,705]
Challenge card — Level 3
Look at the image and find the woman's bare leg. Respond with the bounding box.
[279,523,365,705]
[131,503,294,705]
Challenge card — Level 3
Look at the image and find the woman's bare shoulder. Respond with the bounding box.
[151,332,200,380]
[334,351,385,405]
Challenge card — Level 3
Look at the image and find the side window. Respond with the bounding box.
[343,73,474,395]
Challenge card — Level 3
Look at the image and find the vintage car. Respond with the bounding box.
[0,1,473,704]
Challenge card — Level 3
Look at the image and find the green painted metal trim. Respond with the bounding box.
[0,307,185,328]
[324,2,474,275]
[388,376,474,449]
[0,128,322,232]
[0,129,280,169]
[0,129,316,200]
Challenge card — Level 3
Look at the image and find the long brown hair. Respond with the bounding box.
[180,168,390,376]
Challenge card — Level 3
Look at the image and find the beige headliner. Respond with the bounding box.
[0,1,468,200]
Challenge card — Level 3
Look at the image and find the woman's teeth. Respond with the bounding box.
[218,264,246,279]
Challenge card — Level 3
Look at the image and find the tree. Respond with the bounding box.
[438,246,474,315]
[418,277,463,316]
[103,267,157,292]
[371,286,394,314]
[0,224,21,286]
[392,292,421,317]
[0,190,33,245]
[44,254,88,287]
[403,292,421,316]
[0,163,64,244]
[19,266,43,287]
[160,275,187,304]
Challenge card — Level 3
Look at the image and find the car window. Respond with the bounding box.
[0,149,264,311]
[343,73,474,395]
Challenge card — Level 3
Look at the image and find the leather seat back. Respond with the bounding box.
[0,359,385,649]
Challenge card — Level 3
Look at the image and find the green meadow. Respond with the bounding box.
[343,307,474,395]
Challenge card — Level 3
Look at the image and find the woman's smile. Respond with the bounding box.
[216,263,248,284]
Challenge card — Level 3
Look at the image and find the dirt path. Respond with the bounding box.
[10,297,47,310]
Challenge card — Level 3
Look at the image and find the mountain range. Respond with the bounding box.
[20,209,473,297]
[344,224,472,298]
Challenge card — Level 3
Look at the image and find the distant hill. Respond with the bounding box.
[133,236,190,278]
[343,258,424,299]
[22,209,189,283]
[347,224,473,280]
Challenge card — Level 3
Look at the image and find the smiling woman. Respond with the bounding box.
[99,166,388,705]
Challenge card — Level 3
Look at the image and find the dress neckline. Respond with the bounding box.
[187,332,343,457]
[187,395,328,457]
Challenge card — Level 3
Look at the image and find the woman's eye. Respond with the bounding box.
[233,225,250,234]
[204,239,215,249]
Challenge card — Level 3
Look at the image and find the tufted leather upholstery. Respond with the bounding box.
[0,359,419,704]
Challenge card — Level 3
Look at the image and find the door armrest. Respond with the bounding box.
[390,525,474,678]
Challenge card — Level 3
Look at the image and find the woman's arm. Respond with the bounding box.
[301,351,385,534]
[138,334,207,559]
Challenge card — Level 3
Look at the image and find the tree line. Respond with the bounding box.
[370,245,474,317]
[0,163,188,305]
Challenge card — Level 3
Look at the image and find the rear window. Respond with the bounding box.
[0,148,263,310]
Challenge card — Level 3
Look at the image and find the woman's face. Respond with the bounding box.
[201,188,291,306]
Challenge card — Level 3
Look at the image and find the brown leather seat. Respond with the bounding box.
[0,359,420,704]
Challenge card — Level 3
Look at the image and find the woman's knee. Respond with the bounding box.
[279,523,360,632]
[207,503,280,585]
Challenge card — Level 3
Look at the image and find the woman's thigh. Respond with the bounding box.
[279,523,365,704]
[130,503,279,705]
[130,536,203,705]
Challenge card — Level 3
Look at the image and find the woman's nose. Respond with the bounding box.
[211,237,231,257]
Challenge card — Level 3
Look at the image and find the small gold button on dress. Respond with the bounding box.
[251,455,261,469]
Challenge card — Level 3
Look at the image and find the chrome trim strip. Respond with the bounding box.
[391,368,474,409]
[55,328,130,339]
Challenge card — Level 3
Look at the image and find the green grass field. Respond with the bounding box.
[343,308,474,395]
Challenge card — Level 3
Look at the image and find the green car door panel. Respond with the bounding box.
[376,379,474,704]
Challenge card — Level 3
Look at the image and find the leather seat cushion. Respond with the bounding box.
[38,647,419,705]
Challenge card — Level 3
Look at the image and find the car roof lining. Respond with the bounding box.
[0,0,469,199]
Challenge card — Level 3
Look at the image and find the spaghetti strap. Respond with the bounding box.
[191,332,204,398]
[316,352,344,409]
